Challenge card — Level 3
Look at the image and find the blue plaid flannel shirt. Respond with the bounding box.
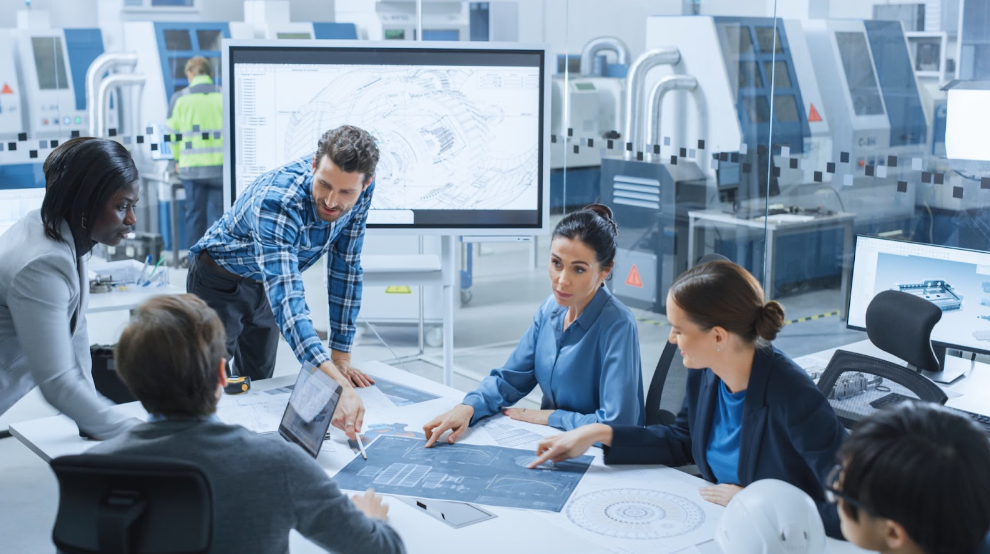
[190,156,372,367]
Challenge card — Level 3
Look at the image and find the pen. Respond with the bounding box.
[355,433,368,460]
[144,254,166,286]
[137,254,152,284]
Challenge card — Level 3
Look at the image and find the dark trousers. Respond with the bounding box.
[181,177,224,249]
[186,252,279,380]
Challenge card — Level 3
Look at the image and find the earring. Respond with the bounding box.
[81,216,87,229]
[716,346,722,352]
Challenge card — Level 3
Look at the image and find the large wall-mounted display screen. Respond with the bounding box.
[224,40,549,233]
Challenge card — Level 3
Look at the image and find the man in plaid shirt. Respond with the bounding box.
[188,125,379,439]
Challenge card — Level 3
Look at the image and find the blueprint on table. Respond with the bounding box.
[333,436,593,512]
[370,376,441,407]
[348,422,426,454]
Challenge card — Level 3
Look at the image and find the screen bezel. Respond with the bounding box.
[846,234,990,358]
[222,39,551,236]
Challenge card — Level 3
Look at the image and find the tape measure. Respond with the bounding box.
[224,375,251,395]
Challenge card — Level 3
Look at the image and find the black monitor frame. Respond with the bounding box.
[222,39,551,235]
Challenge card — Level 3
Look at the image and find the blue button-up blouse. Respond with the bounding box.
[462,285,645,430]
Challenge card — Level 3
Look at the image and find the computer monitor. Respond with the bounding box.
[848,236,990,360]
[223,40,550,235]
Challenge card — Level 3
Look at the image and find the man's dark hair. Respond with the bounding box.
[315,125,380,179]
[115,294,227,418]
[838,401,990,554]
[40,137,138,246]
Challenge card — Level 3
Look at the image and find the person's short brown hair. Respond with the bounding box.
[670,260,785,343]
[184,56,212,77]
[115,294,226,417]
[315,125,380,179]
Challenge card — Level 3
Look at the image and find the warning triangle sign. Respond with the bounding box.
[625,264,644,288]
[0,83,12,95]
[808,103,822,123]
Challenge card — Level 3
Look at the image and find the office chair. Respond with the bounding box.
[645,253,730,427]
[50,454,213,554]
[817,290,947,429]
[645,341,680,426]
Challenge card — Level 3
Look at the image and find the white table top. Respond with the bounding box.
[793,339,990,416]
[86,284,185,314]
[10,361,870,554]
[688,209,856,230]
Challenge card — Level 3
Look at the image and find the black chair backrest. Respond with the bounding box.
[645,341,678,426]
[817,349,948,429]
[866,290,942,371]
[51,454,213,554]
[645,253,729,426]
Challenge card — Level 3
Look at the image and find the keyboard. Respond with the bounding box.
[870,392,990,435]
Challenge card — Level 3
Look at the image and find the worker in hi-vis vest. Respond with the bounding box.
[166,56,224,250]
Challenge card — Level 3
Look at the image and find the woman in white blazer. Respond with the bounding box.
[0,137,142,439]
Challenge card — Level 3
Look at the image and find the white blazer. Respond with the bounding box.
[0,210,132,438]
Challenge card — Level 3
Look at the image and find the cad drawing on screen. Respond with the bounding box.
[226,42,548,232]
[280,66,538,212]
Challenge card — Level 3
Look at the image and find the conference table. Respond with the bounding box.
[10,361,870,554]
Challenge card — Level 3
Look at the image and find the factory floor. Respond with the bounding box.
[0,237,864,553]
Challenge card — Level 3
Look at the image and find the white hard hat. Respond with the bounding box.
[714,479,827,554]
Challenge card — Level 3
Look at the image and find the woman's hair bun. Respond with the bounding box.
[584,203,617,235]
[754,300,785,341]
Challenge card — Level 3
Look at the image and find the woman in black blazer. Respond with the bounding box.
[529,260,847,537]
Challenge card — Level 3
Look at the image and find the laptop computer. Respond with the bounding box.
[277,363,343,458]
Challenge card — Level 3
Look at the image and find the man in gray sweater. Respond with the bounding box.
[91,294,405,554]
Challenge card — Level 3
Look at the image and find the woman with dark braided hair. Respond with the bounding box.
[424,203,645,447]
[0,137,141,439]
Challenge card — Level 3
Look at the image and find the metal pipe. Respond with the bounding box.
[579,36,630,76]
[644,75,698,158]
[86,53,138,137]
[622,48,680,159]
[96,74,145,138]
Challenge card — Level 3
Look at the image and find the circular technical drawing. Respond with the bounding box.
[566,489,705,540]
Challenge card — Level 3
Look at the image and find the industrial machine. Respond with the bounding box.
[117,20,250,249]
[0,11,110,236]
[549,37,628,211]
[804,19,928,225]
[243,1,357,40]
[601,16,835,310]
[336,0,518,42]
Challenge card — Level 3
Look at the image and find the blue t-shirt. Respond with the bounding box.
[706,379,747,484]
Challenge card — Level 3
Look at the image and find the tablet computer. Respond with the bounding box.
[278,363,343,458]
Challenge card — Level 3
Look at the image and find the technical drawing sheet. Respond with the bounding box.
[332,435,593,511]
[537,464,724,554]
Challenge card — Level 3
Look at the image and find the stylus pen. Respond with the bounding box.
[355,434,368,460]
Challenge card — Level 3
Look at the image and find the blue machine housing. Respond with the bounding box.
[713,17,811,155]
[64,29,106,112]
[153,22,230,98]
[863,20,928,148]
[312,23,358,40]
[600,158,707,313]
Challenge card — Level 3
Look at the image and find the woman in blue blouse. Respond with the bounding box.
[423,204,645,447]
[527,260,847,538]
